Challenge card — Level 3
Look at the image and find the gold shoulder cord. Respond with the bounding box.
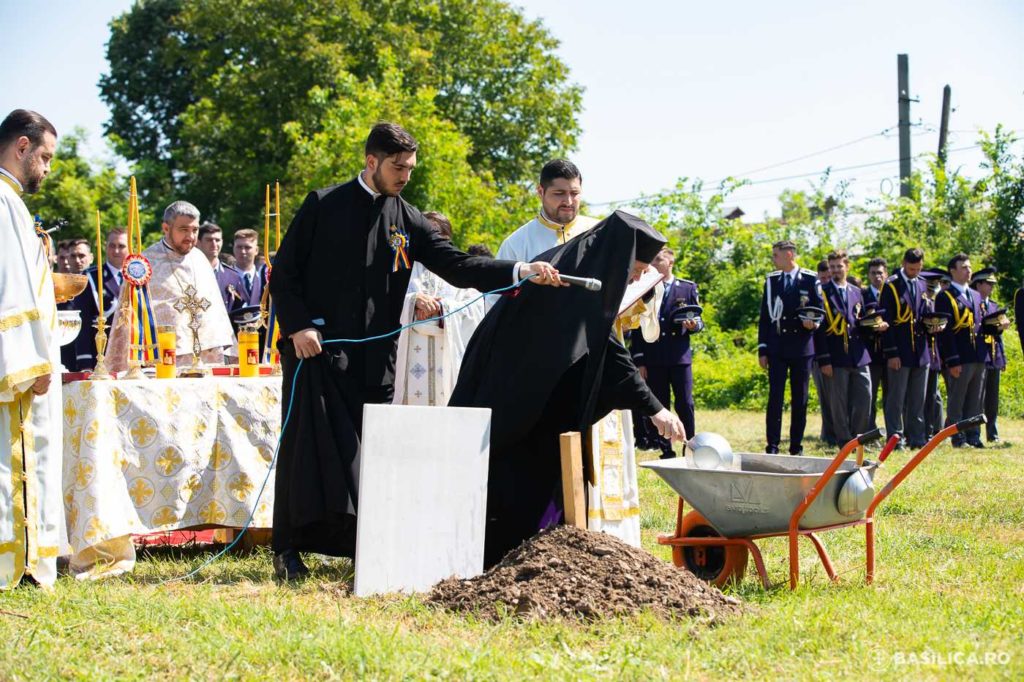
[821,292,848,353]
[888,281,915,351]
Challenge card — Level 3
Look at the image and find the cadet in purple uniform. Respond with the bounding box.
[935,253,986,448]
[758,240,822,455]
[811,259,837,447]
[232,228,265,306]
[813,250,872,445]
[861,257,889,431]
[972,267,1009,442]
[630,247,702,458]
[919,268,949,438]
[880,248,931,448]
[198,222,247,318]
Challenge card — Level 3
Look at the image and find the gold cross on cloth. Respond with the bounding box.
[173,284,211,364]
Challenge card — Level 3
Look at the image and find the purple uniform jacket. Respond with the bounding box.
[861,285,887,364]
[814,281,870,368]
[934,284,985,367]
[757,268,822,359]
[630,278,702,367]
[214,263,248,316]
[70,264,123,370]
[879,270,930,367]
[234,266,265,306]
[979,297,1007,370]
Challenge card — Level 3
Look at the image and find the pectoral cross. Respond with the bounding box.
[174,284,211,372]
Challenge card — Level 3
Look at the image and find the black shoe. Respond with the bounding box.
[987,436,1000,443]
[659,450,676,460]
[950,441,966,449]
[765,445,779,455]
[967,440,985,449]
[907,440,927,449]
[789,448,804,456]
[273,550,309,581]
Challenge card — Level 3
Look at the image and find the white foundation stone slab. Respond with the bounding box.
[353,404,491,596]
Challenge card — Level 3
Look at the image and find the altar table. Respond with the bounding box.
[61,376,279,578]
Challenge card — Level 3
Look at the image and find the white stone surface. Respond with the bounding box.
[353,404,491,596]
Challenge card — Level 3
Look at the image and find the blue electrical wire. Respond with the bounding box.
[162,275,535,583]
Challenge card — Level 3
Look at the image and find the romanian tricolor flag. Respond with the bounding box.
[129,284,159,363]
[262,301,281,364]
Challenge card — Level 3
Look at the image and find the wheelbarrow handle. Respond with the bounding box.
[857,428,884,445]
[954,414,987,432]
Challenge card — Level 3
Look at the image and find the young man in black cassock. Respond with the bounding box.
[269,123,564,580]
[450,210,687,568]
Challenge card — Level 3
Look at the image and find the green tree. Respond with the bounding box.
[25,128,131,241]
[282,63,530,249]
[100,0,581,230]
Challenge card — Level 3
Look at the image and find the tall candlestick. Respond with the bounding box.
[275,181,281,250]
[132,177,142,252]
[127,176,136,250]
[96,209,104,322]
[264,184,271,258]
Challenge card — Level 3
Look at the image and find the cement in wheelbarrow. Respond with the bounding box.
[641,453,878,537]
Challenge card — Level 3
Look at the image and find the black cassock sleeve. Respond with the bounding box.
[596,334,663,418]
[270,191,318,336]
[406,212,517,294]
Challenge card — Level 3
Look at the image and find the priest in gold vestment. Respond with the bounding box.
[0,110,65,588]
[107,201,236,373]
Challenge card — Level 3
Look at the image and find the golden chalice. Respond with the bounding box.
[52,272,88,304]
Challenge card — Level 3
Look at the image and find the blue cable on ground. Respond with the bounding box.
[162,275,534,583]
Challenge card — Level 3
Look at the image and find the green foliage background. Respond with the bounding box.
[20,0,1024,417]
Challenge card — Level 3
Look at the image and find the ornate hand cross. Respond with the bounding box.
[173,284,211,364]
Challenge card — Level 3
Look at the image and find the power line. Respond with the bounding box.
[732,126,898,178]
[588,143,981,207]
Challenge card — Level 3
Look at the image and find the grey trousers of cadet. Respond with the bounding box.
[885,364,928,443]
[826,365,873,445]
[868,363,887,431]
[945,362,986,444]
[812,364,836,444]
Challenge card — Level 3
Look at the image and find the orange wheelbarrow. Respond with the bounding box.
[641,415,986,589]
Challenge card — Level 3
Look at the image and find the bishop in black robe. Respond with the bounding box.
[450,210,675,567]
[270,174,535,569]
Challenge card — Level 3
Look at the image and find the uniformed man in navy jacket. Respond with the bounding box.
[758,240,822,455]
[630,247,702,458]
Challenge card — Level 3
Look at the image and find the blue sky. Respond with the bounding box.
[2,0,1021,219]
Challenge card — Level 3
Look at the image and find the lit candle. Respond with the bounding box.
[264,184,270,257]
[96,209,104,322]
[275,180,281,250]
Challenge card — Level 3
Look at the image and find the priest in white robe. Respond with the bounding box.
[488,159,598,308]
[588,269,664,546]
[107,201,236,373]
[393,212,488,406]
[0,109,65,589]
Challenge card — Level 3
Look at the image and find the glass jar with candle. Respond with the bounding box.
[238,325,260,378]
[156,325,177,379]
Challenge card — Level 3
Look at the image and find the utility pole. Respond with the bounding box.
[937,85,952,166]
[897,54,912,197]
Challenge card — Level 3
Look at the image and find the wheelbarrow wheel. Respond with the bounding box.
[672,510,749,587]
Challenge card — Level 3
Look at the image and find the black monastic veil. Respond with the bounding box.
[450,210,667,566]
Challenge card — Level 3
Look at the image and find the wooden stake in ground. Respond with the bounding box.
[560,432,586,529]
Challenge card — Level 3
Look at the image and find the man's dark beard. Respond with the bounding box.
[20,158,44,194]
[371,167,403,197]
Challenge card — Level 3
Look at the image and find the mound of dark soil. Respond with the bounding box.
[428,525,741,622]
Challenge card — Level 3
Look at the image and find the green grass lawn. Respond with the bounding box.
[2,410,1022,680]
